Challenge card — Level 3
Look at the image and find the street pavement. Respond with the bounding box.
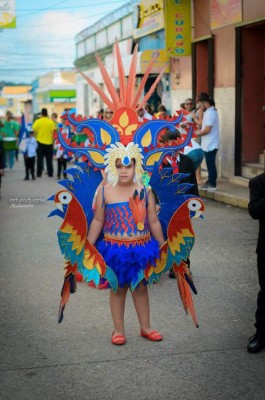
[0,159,264,400]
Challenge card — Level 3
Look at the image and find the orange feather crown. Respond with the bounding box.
[54,41,194,183]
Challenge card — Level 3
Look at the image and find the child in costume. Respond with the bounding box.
[49,42,205,343]
[88,151,165,345]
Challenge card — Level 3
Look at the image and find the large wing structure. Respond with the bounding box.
[48,41,205,326]
[146,164,205,326]
[48,163,118,322]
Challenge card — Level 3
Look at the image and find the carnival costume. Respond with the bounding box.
[49,42,205,327]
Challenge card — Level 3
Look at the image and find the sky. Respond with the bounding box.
[0,0,129,84]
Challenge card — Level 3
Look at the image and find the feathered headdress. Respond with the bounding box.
[54,41,194,185]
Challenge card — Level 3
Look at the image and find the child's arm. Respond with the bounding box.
[147,190,165,246]
[87,189,105,245]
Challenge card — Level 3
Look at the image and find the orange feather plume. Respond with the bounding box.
[137,62,169,111]
[129,191,146,230]
[78,42,166,113]
[114,40,127,105]
[95,52,122,107]
[173,261,199,327]
[58,262,77,323]
[77,68,114,110]
[126,44,138,106]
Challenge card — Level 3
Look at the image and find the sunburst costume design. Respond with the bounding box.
[49,42,205,327]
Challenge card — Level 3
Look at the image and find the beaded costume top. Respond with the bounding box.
[103,188,149,236]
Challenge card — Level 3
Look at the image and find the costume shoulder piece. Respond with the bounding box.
[49,41,205,326]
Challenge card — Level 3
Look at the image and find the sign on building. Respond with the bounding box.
[0,0,16,28]
[165,0,192,57]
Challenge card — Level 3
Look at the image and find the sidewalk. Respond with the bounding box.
[199,177,250,209]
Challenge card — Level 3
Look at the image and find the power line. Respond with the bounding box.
[6,2,131,29]
[14,10,111,28]
[2,37,75,43]
[19,0,70,19]
[18,0,124,13]
[0,67,75,71]
[0,50,74,56]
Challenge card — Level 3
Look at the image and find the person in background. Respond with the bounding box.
[247,169,265,353]
[97,109,104,120]
[183,98,195,114]
[145,103,153,116]
[33,108,55,178]
[137,105,152,122]
[191,92,209,129]
[180,98,204,184]
[11,114,21,161]
[104,108,114,121]
[183,139,204,179]
[191,94,209,185]
[24,131,38,181]
[2,111,19,170]
[55,145,68,180]
[55,117,72,179]
[156,104,170,120]
[52,113,59,129]
[0,140,3,198]
[196,94,220,191]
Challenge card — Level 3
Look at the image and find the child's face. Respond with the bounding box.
[115,158,135,185]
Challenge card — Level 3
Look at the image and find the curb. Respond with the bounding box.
[199,188,248,209]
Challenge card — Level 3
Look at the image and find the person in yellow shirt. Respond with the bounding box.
[33,108,55,178]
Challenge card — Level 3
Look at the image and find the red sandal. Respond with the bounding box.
[140,330,163,342]
[111,332,126,345]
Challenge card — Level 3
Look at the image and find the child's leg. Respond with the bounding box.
[63,160,67,178]
[24,157,29,179]
[57,159,61,178]
[196,166,202,184]
[131,283,151,333]
[132,284,163,340]
[9,150,15,169]
[110,286,128,335]
[31,156,36,179]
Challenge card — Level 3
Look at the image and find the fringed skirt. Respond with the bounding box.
[96,233,160,288]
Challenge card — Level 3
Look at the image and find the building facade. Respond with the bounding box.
[192,0,265,179]
[74,0,265,180]
[0,85,32,121]
[30,70,77,118]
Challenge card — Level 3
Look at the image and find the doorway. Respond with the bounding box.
[144,76,162,113]
[192,37,214,101]
[235,21,265,176]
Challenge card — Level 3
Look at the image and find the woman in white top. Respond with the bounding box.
[196,96,220,190]
[179,98,204,184]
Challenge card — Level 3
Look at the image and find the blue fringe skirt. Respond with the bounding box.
[96,234,160,288]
